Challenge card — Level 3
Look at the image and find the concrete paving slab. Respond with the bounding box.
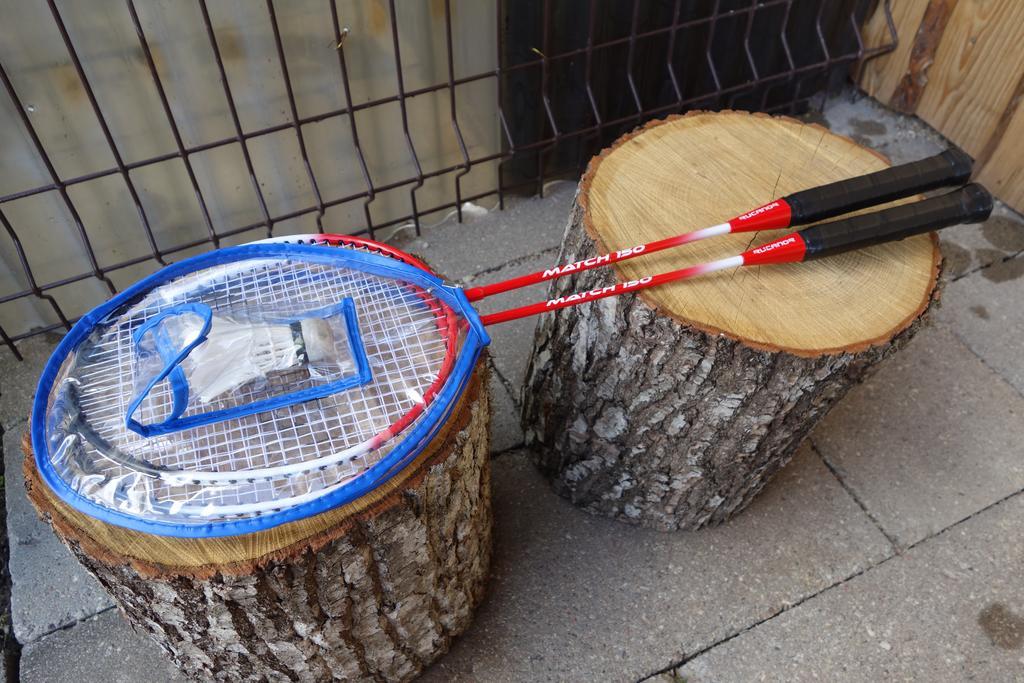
[4,425,114,643]
[471,249,557,394]
[674,492,1024,682]
[489,368,524,453]
[392,182,575,282]
[0,334,58,431]
[813,325,1024,548]
[822,91,946,165]
[938,203,1024,280]
[422,445,891,682]
[937,203,1022,281]
[936,254,1024,395]
[20,608,186,683]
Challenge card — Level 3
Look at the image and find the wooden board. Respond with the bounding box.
[914,0,1024,156]
[859,0,1024,212]
[859,0,931,104]
[582,111,938,354]
[978,100,1024,209]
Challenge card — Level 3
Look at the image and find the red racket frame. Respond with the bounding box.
[284,179,990,328]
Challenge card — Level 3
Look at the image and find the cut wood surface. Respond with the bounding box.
[522,112,940,531]
[25,367,492,682]
[582,113,937,354]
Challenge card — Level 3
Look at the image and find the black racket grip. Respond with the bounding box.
[785,148,973,225]
[800,183,993,260]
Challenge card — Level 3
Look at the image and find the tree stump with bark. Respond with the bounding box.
[522,111,941,531]
[24,368,492,682]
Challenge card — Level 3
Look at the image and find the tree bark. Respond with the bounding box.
[25,368,492,683]
[522,112,941,531]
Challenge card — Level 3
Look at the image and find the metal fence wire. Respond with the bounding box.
[0,0,894,359]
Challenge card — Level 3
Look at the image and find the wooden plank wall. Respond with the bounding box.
[859,0,1024,212]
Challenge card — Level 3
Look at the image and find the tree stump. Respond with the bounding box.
[522,112,941,531]
[24,368,492,682]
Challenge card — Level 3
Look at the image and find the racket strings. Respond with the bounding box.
[47,251,463,523]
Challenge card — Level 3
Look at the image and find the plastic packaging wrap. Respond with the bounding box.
[36,245,481,533]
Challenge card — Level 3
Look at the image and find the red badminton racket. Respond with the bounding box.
[481,183,991,324]
[283,182,990,327]
[464,149,973,302]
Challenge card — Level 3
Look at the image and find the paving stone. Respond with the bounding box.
[813,325,1024,548]
[392,182,574,281]
[0,334,58,430]
[421,445,891,682]
[3,424,114,643]
[937,203,1024,280]
[488,368,523,453]
[20,608,186,683]
[676,492,1024,682]
[822,91,946,165]
[937,254,1024,395]
[471,250,556,393]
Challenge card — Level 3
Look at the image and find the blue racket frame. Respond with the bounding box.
[31,243,490,538]
[124,298,373,437]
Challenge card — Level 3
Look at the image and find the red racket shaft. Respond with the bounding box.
[464,149,973,302]
[480,184,992,326]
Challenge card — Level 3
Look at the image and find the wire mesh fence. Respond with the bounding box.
[0,0,893,359]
